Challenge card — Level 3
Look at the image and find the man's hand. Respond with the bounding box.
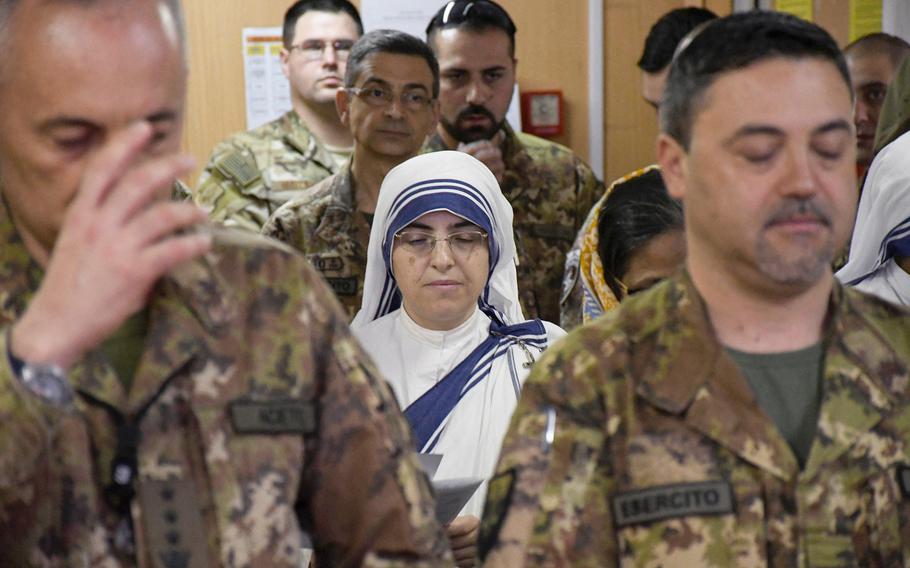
[446,514,479,567]
[11,122,211,369]
[458,132,505,184]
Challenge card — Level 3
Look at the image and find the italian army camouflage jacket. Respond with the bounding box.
[262,164,369,320]
[0,200,451,567]
[194,111,338,232]
[425,125,602,323]
[480,272,910,567]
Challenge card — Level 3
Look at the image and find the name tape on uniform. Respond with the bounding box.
[230,399,316,434]
[611,480,734,528]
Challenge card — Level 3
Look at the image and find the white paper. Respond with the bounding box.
[417,453,443,478]
[432,477,483,524]
[243,27,292,130]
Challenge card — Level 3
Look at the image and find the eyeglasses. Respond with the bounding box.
[288,39,355,62]
[394,230,488,258]
[345,86,434,111]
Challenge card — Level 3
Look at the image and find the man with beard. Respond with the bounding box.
[263,30,440,318]
[195,0,362,232]
[843,32,910,179]
[424,0,602,324]
[480,11,910,566]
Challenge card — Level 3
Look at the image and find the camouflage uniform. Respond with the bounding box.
[481,272,910,567]
[262,163,369,320]
[195,111,339,232]
[0,198,452,567]
[425,125,603,323]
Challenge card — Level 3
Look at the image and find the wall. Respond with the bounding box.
[182,0,590,185]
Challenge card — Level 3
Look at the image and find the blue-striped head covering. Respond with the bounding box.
[353,151,524,328]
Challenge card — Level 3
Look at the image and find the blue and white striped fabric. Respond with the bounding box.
[404,316,547,452]
[838,131,910,290]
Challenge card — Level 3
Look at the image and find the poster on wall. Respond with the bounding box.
[775,0,813,21]
[359,0,522,131]
[242,27,292,130]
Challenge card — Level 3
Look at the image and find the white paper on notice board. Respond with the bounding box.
[359,0,522,131]
[243,27,292,130]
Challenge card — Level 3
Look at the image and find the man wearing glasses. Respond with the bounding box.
[424,0,603,324]
[195,0,362,232]
[263,30,440,318]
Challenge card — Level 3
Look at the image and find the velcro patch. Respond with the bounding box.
[326,276,358,296]
[214,152,261,188]
[311,255,344,272]
[230,399,316,434]
[611,480,734,528]
[897,465,910,498]
[478,469,516,561]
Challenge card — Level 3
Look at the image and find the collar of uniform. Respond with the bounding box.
[799,282,906,479]
[282,110,338,174]
[629,270,718,415]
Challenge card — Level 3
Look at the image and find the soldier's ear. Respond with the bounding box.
[656,132,688,200]
[336,88,350,126]
[280,48,292,80]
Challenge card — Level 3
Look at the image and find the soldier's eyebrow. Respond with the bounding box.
[722,125,784,146]
[404,220,477,231]
[811,119,851,137]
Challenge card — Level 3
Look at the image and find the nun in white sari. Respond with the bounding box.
[352,151,564,559]
[836,130,910,306]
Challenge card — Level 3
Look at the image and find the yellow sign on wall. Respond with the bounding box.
[776,0,813,22]
[849,0,883,41]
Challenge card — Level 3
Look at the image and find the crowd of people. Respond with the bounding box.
[0,0,908,566]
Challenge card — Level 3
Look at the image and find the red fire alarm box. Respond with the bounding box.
[520,90,563,137]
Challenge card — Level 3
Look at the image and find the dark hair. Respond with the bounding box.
[597,169,683,300]
[344,30,440,98]
[660,11,851,149]
[844,32,910,69]
[282,0,363,48]
[638,7,717,73]
[426,0,516,57]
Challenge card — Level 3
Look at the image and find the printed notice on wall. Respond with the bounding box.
[243,27,292,130]
[849,0,883,41]
[775,0,813,21]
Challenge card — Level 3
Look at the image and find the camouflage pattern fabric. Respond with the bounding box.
[0,198,452,567]
[425,125,603,324]
[262,164,369,320]
[194,111,338,232]
[481,271,910,567]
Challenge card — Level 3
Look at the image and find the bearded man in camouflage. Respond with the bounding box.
[0,0,451,566]
[481,11,910,567]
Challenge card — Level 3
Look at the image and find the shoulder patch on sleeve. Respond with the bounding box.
[213,151,261,189]
[478,469,516,560]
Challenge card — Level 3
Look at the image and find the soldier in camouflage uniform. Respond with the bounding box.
[194,0,363,232]
[424,1,602,324]
[481,12,910,567]
[264,30,440,318]
[0,1,451,566]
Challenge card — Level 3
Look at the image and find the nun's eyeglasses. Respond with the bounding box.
[394,230,488,258]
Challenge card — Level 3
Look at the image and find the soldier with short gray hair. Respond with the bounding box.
[0,0,451,565]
